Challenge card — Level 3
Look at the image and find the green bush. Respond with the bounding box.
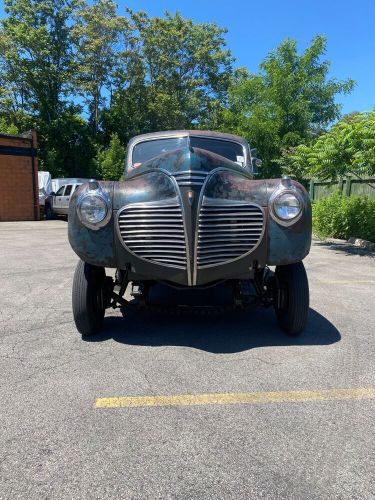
[312,192,375,242]
[96,133,125,181]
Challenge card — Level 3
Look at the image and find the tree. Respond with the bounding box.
[73,0,126,133]
[38,110,97,177]
[221,36,354,177]
[104,10,233,142]
[1,0,81,121]
[0,117,19,134]
[0,2,359,182]
[282,110,375,181]
[96,132,125,180]
[0,0,91,176]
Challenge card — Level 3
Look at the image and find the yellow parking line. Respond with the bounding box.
[95,388,375,409]
[317,280,375,285]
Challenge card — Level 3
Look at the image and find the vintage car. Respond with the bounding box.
[68,130,312,337]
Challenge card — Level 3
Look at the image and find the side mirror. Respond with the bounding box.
[50,191,56,197]
[250,148,262,174]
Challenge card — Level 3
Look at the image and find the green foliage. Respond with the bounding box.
[0,117,19,134]
[221,36,354,178]
[282,110,375,180]
[38,112,97,177]
[1,0,81,119]
[96,133,125,180]
[0,0,96,176]
[72,0,126,133]
[104,10,233,143]
[313,192,375,242]
[0,1,356,179]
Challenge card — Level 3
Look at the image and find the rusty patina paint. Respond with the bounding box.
[113,171,177,209]
[265,179,312,265]
[267,206,312,265]
[68,182,116,267]
[68,135,312,283]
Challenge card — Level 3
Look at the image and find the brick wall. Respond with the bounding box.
[0,131,39,221]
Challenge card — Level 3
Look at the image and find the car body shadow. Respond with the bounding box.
[314,240,374,258]
[83,307,341,354]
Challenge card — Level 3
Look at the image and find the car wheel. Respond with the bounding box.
[72,260,106,336]
[274,261,309,336]
[45,205,54,220]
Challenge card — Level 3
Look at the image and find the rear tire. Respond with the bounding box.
[72,260,105,336]
[275,261,309,336]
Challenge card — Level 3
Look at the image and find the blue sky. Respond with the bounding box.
[1,0,374,116]
[120,0,375,116]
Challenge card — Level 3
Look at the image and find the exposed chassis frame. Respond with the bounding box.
[105,267,280,315]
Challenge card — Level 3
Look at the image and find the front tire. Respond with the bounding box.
[72,260,106,336]
[275,261,309,336]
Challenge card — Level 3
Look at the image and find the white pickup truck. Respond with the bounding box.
[45,178,95,219]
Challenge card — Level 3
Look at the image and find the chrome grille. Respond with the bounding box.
[197,197,264,268]
[118,198,187,269]
[173,171,208,187]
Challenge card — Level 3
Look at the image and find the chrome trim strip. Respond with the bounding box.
[168,175,192,286]
[177,182,206,186]
[173,170,209,176]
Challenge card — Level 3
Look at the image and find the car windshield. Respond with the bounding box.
[132,137,188,167]
[131,136,245,169]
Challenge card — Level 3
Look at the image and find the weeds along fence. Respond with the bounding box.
[309,177,375,201]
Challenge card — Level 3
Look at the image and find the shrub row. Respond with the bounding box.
[312,192,375,243]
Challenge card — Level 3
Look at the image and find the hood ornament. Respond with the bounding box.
[187,190,195,205]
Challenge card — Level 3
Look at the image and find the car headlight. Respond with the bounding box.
[77,191,110,229]
[272,191,302,223]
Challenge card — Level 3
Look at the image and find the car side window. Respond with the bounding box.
[64,185,73,196]
[74,184,81,191]
[56,186,65,196]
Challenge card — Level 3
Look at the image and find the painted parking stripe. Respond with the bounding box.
[95,388,375,409]
[316,280,375,284]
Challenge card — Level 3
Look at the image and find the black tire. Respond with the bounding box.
[275,261,309,336]
[45,204,54,220]
[72,260,106,336]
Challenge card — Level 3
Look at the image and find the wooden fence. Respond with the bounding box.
[309,177,375,201]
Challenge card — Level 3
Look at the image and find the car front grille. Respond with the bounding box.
[196,198,264,268]
[173,171,208,187]
[118,198,187,269]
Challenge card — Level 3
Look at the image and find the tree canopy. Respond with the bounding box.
[220,36,354,177]
[96,132,125,180]
[0,0,356,180]
[282,110,375,181]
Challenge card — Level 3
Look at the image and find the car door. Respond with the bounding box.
[60,184,73,215]
[53,185,66,213]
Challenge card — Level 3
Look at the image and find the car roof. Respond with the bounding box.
[127,130,249,148]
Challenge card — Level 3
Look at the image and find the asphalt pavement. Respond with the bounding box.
[0,220,374,499]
